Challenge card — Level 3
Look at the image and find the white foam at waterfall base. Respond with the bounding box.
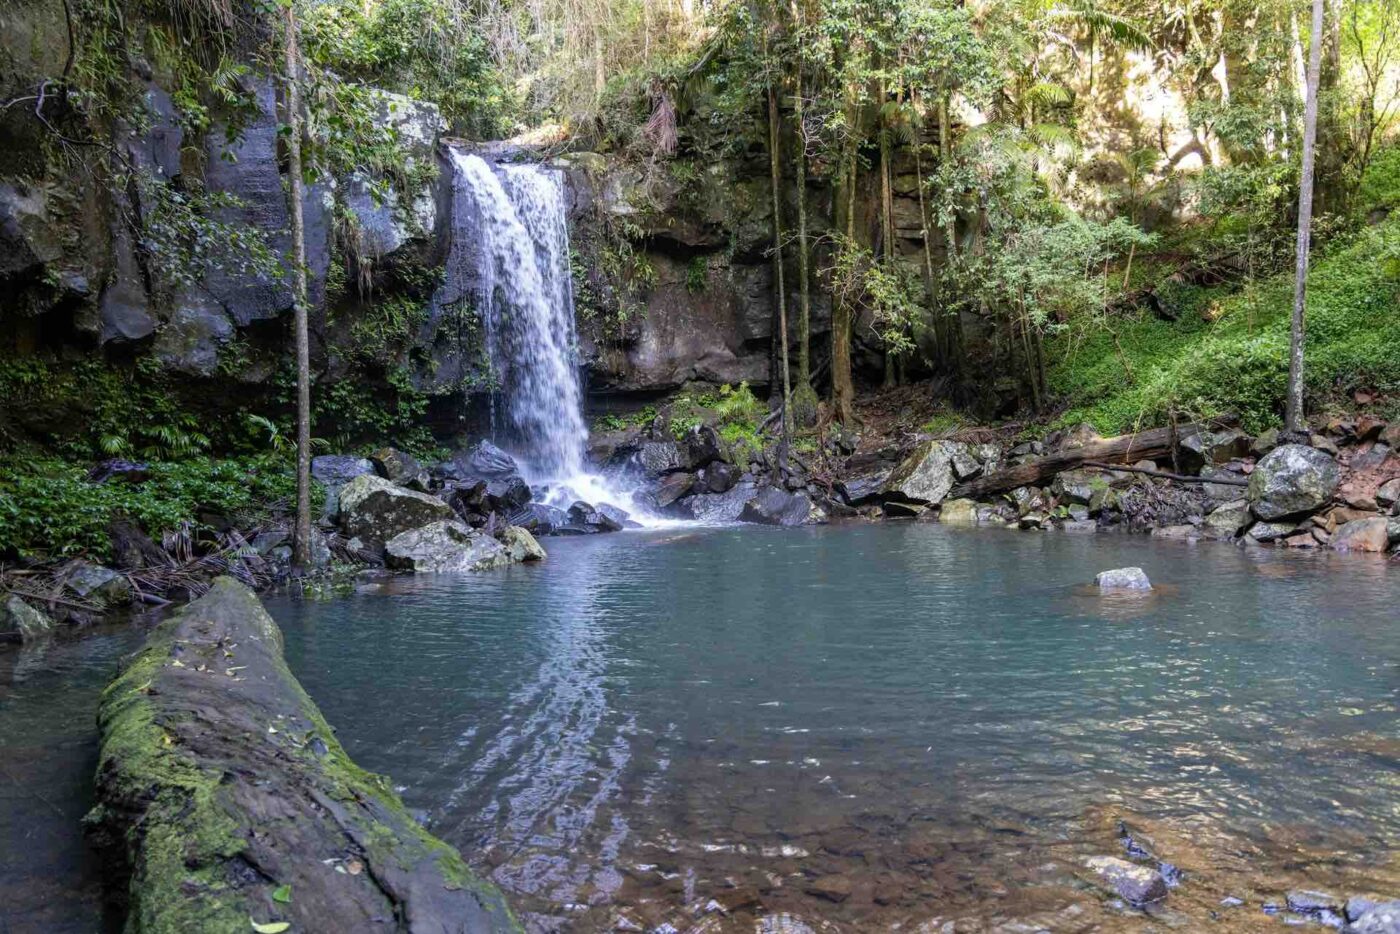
[447,151,673,527]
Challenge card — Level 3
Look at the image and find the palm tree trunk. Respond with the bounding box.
[284,2,312,569]
[1286,0,1324,433]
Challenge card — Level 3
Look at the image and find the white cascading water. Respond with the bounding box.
[446,151,641,515]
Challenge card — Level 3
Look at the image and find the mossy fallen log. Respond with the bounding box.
[90,577,519,934]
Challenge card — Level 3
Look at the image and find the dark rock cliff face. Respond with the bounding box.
[1,0,952,446]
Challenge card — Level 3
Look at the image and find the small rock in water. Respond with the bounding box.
[1220,896,1244,908]
[1287,890,1345,915]
[1083,855,1168,905]
[1095,567,1152,591]
[1349,900,1400,933]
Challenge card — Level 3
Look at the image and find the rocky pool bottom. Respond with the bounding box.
[2,522,1397,932]
[270,523,1399,932]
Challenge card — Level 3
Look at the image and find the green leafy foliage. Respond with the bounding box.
[0,455,311,560]
[1050,213,1400,433]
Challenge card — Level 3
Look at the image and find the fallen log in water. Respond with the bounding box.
[91,577,520,933]
[948,418,1239,500]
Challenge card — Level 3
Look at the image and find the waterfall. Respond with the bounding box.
[445,150,632,512]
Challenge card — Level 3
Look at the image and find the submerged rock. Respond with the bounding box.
[1083,856,1168,905]
[0,595,52,642]
[90,578,519,933]
[1248,444,1340,520]
[1095,567,1153,591]
[337,474,454,545]
[384,520,514,572]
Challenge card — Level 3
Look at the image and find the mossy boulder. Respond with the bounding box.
[337,474,454,545]
[90,577,519,934]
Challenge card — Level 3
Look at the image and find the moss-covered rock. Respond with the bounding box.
[91,577,519,934]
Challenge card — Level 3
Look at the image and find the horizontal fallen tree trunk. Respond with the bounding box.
[949,418,1238,500]
[92,577,520,934]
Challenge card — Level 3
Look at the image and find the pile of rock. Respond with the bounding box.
[827,416,1400,557]
[322,445,551,573]
[604,422,827,527]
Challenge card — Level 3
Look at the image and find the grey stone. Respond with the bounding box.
[1350,903,1400,934]
[682,481,758,523]
[939,498,979,525]
[337,474,454,545]
[651,472,695,508]
[0,182,62,277]
[1331,517,1390,553]
[496,526,547,562]
[1248,444,1341,520]
[1377,477,1400,509]
[1286,890,1344,914]
[153,295,233,376]
[739,487,824,526]
[384,520,513,572]
[0,595,53,642]
[1247,520,1297,543]
[312,455,376,487]
[1083,856,1168,905]
[507,502,569,535]
[1203,499,1251,538]
[881,440,962,506]
[1251,427,1281,457]
[66,562,131,604]
[1095,567,1152,591]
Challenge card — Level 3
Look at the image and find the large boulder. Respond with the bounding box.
[739,487,826,527]
[443,442,533,515]
[385,520,515,572]
[337,474,453,545]
[939,498,979,526]
[0,595,52,642]
[1248,444,1341,520]
[680,480,758,523]
[90,578,518,933]
[880,440,961,505]
[567,501,624,532]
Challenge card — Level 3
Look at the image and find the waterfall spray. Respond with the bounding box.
[446,150,644,515]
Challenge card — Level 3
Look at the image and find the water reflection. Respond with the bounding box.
[270,524,1400,931]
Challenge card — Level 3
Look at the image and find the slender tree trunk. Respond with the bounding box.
[792,69,812,391]
[937,93,966,370]
[767,83,792,422]
[830,126,857,424]
[284,3,312,569]
[1286,0,1324,434]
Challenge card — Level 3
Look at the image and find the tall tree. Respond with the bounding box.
[283,0,313,568]
[1286,0,1324,434]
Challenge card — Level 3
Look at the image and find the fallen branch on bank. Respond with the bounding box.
[1081,461,1248,486]
[948,416,1239,499]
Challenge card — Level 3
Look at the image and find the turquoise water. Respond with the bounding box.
[268,524,1400,930]
[0,624,144,933]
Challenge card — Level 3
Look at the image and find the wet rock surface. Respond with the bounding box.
[89,578,519,933]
